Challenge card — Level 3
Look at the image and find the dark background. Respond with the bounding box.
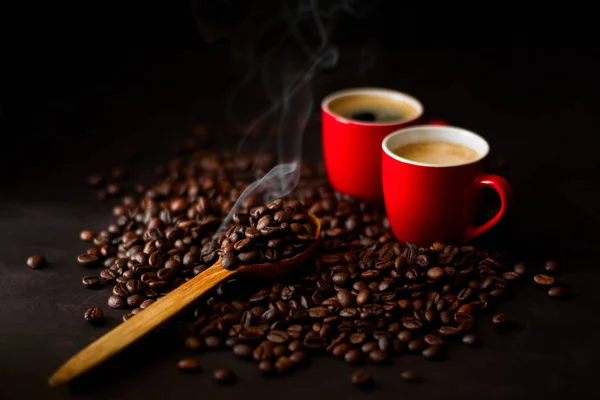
[2,1,600,399]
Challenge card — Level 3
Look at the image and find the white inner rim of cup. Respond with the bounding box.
[382,125,489,168]
[321,87,424,126]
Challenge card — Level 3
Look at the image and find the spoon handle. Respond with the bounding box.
[49,262,236,387]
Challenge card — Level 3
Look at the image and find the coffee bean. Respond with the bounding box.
[349,332,367,345]
[205,336,223,349]
[112,283,128,297]
[82,276,100,288]
[438,326,461,336]
[275,356,294,374]
[233,343,253,358]
[407,338,424,353]
[332,343,352,358]
[548,286,565,299]
[184,336,203,352]
[77,254,99,267]
[369,349,390,364]
[100,269,118,282]
[462,333,479,346]
[492,313,513,331]
[401,370,422,383]
[544,260,560,274]
[178,359,202,373]
[344,349,364,365]
[267,330,290,344]
[289,351,308,366]
[84,307,104,325]
[26,255,46,269]
[80,230,94,241]
[213,368,236,385]
[127,294,146,308]
[356,289,371,306]
[126,279,144,294]
[424,334,445,346]
[422,345,444,360]
[108,295,125,309]
[533,274,556,286]
[351,370,373,390]
[513,262,527,275]
[337,290,354,308]
[253,341,274,361]
[258,360,275,376]
[397,330,412,343]
[426,267,444,280]
[140,299,155,309]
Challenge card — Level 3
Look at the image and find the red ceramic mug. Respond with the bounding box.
[322,87,445,203]
[382,125,512,245]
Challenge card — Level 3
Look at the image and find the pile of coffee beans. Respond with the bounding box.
[68,131,566,388]
[219,199,317,270]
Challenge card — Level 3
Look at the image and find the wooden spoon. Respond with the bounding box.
[49,213,321,387]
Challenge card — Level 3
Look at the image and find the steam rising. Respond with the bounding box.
[193,0,357,231]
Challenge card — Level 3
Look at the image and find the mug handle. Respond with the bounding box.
[462,174,513,242]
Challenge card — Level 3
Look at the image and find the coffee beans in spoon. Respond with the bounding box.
[219,199,317,270]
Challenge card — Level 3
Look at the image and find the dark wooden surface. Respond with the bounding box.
[2,2,600,399]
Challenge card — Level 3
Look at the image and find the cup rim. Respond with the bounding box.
[321,87,424,127]
[382,125,490,168]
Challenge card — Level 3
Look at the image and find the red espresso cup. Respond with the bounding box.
[382,125,512,245]
[322,87,443,203]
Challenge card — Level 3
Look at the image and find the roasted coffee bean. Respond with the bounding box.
[369,349,390,364]
[258,360,275,375]
[125,279,144,294]
[184,336,203,352]
[80,230,94,241]
[140,299,155,309]
[254,341,274,361]
[361,342,378,353]
[337,290,353,308]
[108,295,125,309]
[213,368,237,385]
[84,307,104,325]
[349,332,367,345]
[127,294,145,308]
[351,370,374,390]
[513,262,527,275]
[401,370,422,383]
[462,333,479,346]
[100,269,118,282]
[426,267,444,280]
[77,254,98,266]
[533,274,556,286]
[356,289,371,306]
[275,356,294,374]
[424,334,445,346]
[233,343,253,358]
[438,326,461,336]
[273,345,288,358]
[112,283,128,297]
[548,286,565,298]
[492,313,513,331]
[407,338,424,353]
[332,343,352,358]
[289,351,308,366]
[422,345,444,360]
[205,336,223,349]
[288,340,304,353]
[544,259,560,274]
[344,349,364,365]
[178,359,202,373]
[82,276,100,288]
[267,330,290,344]
[397,330,412,343]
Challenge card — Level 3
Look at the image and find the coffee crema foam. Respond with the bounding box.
[393,141,479,165]
[328,94,419,123]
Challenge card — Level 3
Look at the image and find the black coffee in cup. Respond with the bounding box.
[328,94,420,123]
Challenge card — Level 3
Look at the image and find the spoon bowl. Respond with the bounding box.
[49,213,321,387]
[236,213,321,278]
